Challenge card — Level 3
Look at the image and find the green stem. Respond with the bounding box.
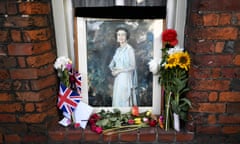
[165,91,172,131]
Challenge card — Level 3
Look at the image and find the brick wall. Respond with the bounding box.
[0,0,58,143]
[0,0,240,143]
[185,0,240,143]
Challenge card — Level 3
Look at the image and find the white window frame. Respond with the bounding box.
[51,0,187,115]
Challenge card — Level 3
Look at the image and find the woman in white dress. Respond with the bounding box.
[109,27,138,107]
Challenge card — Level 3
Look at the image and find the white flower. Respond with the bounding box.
[54,56,71,71]
[148,59,159,75]
[167,46,184,55]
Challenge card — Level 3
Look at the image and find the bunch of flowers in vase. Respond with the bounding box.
[149,29,192,131]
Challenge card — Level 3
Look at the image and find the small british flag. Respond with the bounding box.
[74,72,82,95]
[57,82,81,119]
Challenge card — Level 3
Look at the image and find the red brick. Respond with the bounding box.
[219,115,240,124]
[26,51,56,67]
[233,55,240,65]
[10,68,38,79]
[211,68,221,78]
[187,39,215,54]
[193,55,233,67]
[0,93,14,101]
[16,91,40,102]
[215,42,225,53]
[8,43,34,56]
[235,13,240,25]
[66,129,83,141]
[219,13,231,25]
[191,80,230,91]
[195,0,240,11]
[197,125,221,134]
[203,13,219,26]
[23,28,51,42]
[187,91,209,102]
[19,2,50,15]
[190,27,238,40]
[119,130,138,142]
[18,57,27,68]
[11,30,22,42]
[222,126,240,134]
[18,113,47,123]
[0,103,23,112]
[227,103,240,113]
[0,133,2,144]
[48,130,65,142]
[0,30,9,42]
[0,81,11,90]
[195,103,225,113]
[22,134,47,143]
[222,67,240,78]
[139,127,156,142]
[219,92,240,102]
[12,80,31,91]
[16,87,55,102]
[25,103,35,112]
[30,74,57,90]
[158,129,176,142]
[5,16,48,28]
[0,57,17,68]
[189,13,203,26]
[83,128,101,141]
[33,41,52,54]
[5,134,21,143]
[103,133,118,142]
[6,1,17,14]
[176,132,194,142]
[0,69,10,80]
[0,114,16,122]
[36,98,55,112]
[0,1,6,14]
[189,67,211,79]
[207,114,216,124]
[208,92,218,102]
[37,64,55,77]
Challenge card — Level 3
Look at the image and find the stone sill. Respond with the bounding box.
[48,124,194,143]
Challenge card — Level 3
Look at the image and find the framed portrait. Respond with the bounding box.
[77,17,163,114]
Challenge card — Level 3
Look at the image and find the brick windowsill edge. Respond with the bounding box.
[48,124,194,143]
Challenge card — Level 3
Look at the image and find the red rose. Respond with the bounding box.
[95,126,103,134]
[128,119,135,125]
[91,113,101,120]
[162,29,178,46]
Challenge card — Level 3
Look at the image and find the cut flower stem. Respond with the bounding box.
[103,123,149,135]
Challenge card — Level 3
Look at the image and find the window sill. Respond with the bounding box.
[48,123,194,143]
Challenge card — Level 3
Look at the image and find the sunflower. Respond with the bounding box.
[176,52,191,71]
[164,54,178,69]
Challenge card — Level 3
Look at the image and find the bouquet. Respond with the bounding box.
[148,29,192,131]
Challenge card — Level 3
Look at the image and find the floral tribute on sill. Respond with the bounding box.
[54,56,93,129]
[88,106,163,135]
[148,29,192,131]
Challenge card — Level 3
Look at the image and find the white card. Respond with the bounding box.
[72,101,94,129]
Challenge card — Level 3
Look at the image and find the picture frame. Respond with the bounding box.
[77,17,163,114]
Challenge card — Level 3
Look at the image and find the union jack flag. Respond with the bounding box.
[75,72,82,95]
[57,83,81,119]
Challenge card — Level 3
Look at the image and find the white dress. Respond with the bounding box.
[109,44,138,107]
